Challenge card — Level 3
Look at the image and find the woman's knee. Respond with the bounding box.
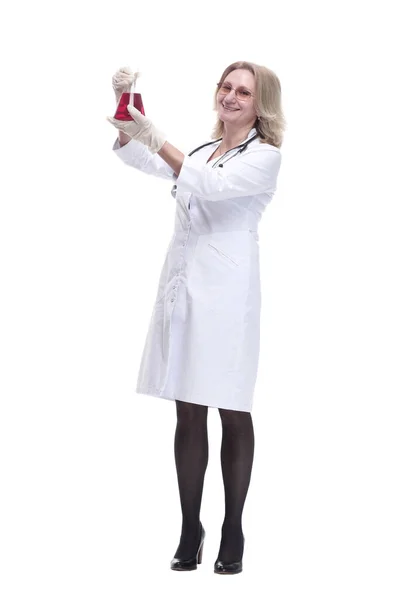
[218,408,252,430]
[175,399,208,424]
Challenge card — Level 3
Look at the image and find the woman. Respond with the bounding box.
[108,61,285,574]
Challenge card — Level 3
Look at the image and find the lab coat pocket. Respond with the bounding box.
[190,232,250,310]
[207,243,239,267]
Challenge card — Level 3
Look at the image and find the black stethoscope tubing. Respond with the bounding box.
[188,133,259,169]
[170,133,259,198]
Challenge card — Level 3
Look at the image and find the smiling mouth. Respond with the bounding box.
[222,103,239,111]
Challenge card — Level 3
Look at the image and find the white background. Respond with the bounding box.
[1,0,399,598]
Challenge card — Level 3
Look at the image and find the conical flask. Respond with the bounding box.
[114,71,145,121]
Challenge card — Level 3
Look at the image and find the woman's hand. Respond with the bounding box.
[112,67,136,102]
[107,105,166,154]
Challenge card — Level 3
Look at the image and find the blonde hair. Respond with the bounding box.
[211,61,286,148]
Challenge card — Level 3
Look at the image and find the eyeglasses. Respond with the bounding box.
[216,82,255,102]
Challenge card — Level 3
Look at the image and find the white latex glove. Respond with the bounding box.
[107,105,166,154]
[112,66,135,101]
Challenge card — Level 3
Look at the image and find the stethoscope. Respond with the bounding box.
[171,133,259,199]
[188,133,259,169]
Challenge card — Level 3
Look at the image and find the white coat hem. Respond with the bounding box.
[135,387,252,413]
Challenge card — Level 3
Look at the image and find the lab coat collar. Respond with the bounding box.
[235,127,257,145]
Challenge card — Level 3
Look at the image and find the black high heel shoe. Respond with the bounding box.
[170,524,206,571]
[214,534,245,575]
[214,558,243,574]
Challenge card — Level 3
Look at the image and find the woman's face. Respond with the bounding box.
[216,69,258,129]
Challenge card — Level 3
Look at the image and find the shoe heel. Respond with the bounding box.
[197,539,204,564]
[170,525,205,571]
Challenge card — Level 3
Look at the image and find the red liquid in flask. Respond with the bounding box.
[114,92,145,121]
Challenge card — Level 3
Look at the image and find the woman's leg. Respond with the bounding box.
[217,408,255,562]
[173,399,209,558]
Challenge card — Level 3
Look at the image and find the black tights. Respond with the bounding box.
[174,400,254,562]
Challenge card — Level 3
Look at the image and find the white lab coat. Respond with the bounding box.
[112,127,281,412]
